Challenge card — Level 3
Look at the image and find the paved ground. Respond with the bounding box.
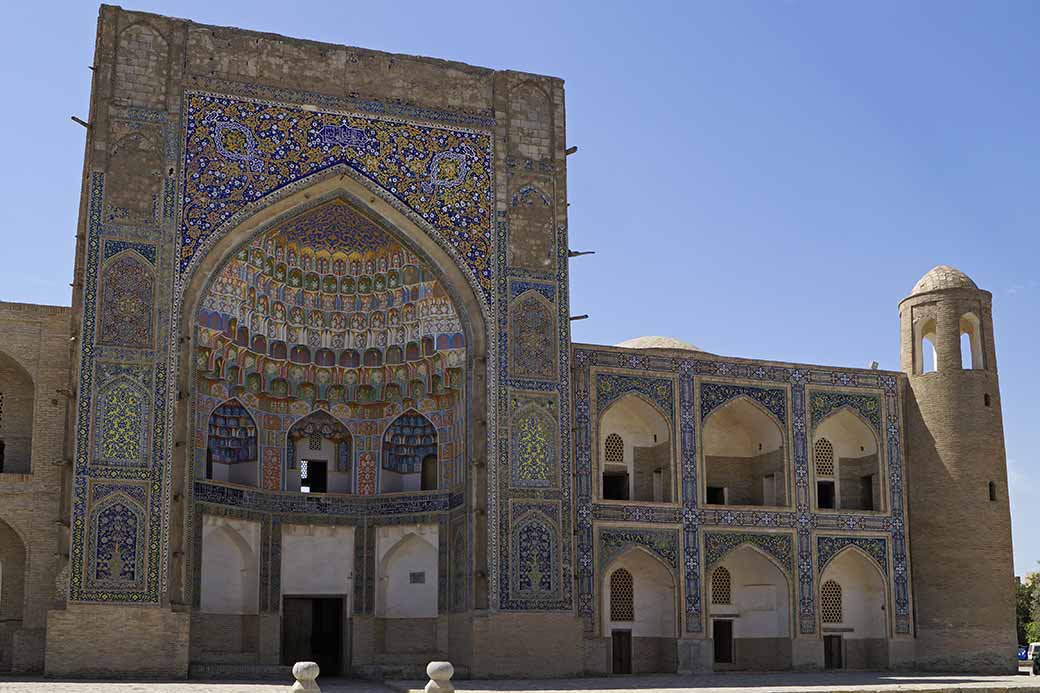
[0,673,1035,693]
[388,673,1040,693]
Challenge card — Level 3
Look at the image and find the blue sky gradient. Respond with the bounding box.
[1,1,1036,574]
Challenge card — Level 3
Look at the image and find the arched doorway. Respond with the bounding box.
[702,397,788,508]
[708,545,792,670]
[601,548,678,673]
[0,519,26,672]
[819,548,888,669]
[0,352,34,475]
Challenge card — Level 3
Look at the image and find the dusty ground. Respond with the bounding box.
[0,673,1036,693]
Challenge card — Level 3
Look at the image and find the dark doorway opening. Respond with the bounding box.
[603,472,630,501]
[421,454,438,491]
[817,480,835,509]
[824,634,843,669]
[712,619,733,664]
[860,475,874,511]
[706,486,726,505]
[611,629,632,674]
[283,597,344,676]
[301,460,328,493]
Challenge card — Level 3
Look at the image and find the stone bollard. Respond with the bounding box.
[291,661,320,692]
[425,661,455,693]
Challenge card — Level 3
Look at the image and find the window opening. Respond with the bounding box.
[604,433,624,464]
[988,481,997,502]
[814,438,835,477]
[609,568,634,621]
[711,566,732,605]
[817,480,836,509]
[821,580,842,624]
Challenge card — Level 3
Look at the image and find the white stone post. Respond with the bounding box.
[425,660,455,693]
[291,661,321,692]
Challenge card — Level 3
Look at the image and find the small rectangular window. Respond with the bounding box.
[409,571,426,584]
[818,480,836,509]
[706,486,726,505]
[988,481,997,502]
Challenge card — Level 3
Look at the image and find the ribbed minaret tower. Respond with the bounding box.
[899,265,1015,672]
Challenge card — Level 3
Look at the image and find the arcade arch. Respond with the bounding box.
[707,545,792,670]
[819,547,888,669]
[813,409,881,512]
[598,395,673,502]
[0,352,34,474]
[702,398,788,508]
[601,547,677,673]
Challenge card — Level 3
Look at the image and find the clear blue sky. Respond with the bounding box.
[1,1,1036,574]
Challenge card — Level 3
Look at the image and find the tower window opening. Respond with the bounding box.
[984,393,991,407]
[915,318,938,374]
[988,481,996,502]
[960,312,984,370]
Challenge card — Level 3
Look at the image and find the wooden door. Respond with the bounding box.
[611,630,632,674]
[282,597,313,666]
[713,619,734,664]
[824,635,844,669]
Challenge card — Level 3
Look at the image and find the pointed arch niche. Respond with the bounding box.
[598,395,673,503]
[0,518,26,671]
[707,545,792,670]
[375,524,439,619]
[702,397,788,508]
[203,399,258,487]
[813,409,881,512]
[381,409,438,493]
[819,547,889,668]
[286,410,352,494]
[600,547,678,673]
[0,352,34,474]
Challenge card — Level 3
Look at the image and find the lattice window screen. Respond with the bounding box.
[711,566,732,605]
[604,433,624,464]
[309,432,323,451]
[609,568,634,621]
[814,437,835,477]
[821,580,842,623]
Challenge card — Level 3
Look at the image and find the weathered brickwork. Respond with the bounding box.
[0,302,72,673]
[0,5,1015,679]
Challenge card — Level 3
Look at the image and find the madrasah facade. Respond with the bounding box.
[0,5,1016,679]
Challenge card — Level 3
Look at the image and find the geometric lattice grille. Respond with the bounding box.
[821,579,842,623]
[609,568,634,621]
[309,432,323,451]
[605,433,624,464]
[711,566,732,605]
[814,437,835,477]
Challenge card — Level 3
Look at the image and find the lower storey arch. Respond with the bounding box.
[600,547,678,674]
[819,547,889,669]
[0,518,26,672]
[707,545,792,670]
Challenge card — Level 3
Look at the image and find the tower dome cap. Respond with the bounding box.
[911,265,978,294]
